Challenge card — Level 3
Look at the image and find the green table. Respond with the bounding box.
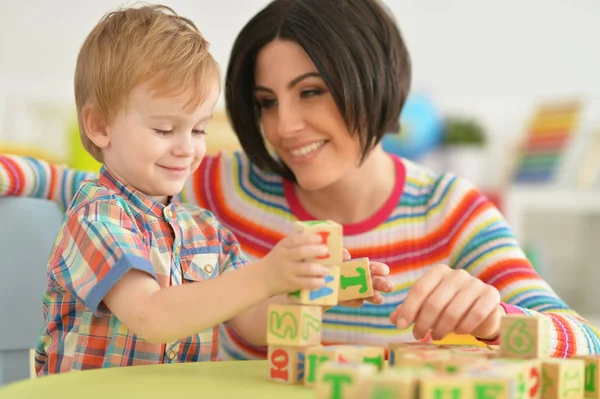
[0,360,312,398]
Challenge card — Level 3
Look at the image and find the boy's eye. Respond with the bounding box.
[154,129,173,136]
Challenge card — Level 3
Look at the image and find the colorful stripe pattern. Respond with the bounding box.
[1,152,599,360]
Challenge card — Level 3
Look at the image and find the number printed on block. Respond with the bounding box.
[268,345,308,384]
[267,304,322,347]
[500,315,551,359]
[294,220,343,267]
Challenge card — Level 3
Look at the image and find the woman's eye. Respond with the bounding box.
[258,98,277,110]
[154,129,173,136]
[192,129,206,135]
[301,89,323,98]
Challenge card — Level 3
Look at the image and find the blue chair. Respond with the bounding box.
[0,197,63,385]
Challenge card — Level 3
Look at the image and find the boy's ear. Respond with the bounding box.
[81,103,111,149]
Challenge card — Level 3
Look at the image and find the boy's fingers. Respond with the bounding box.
[290,244,328,261]
[284,233,324,248]
[342,248,351,261]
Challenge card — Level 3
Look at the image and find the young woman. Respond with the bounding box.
[1,0,598,359]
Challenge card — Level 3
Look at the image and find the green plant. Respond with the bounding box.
[443,117,486,146]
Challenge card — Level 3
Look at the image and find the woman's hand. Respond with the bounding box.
[389,264,503,341]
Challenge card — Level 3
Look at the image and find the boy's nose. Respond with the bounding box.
[173,134,195,157]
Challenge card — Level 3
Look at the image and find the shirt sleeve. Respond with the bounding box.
[443,175,600,356]
[0,154,97,211]
[50,198,157,316]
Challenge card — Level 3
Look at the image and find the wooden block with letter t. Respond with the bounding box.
[268,345,309,384]
[500,314,552,359]
[574,355,600,398]
[267,304,322,347]
[294,220,342,267]
[338,258,373,301]
[288,266,340,306]
[304,345,359,387]
[316,361,377,399]
[541,358,585,399]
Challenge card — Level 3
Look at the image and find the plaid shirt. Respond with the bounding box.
[35,166,248,375]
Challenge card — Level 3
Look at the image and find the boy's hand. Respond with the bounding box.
[389,264,503,341]
[259,233,330,296]
[337,249,394,308]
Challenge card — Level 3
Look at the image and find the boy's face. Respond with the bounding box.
[101,81,220,204]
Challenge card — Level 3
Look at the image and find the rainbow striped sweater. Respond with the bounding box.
[1,152,599,358]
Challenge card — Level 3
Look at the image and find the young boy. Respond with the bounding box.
[35,5,332,375]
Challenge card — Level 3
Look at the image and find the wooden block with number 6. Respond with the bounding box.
[268,345,309,384]
[267,304,322,347]
[294,220,342,267]
[500,315,551,359]
[288,266,340,306]
[338,258,373,301]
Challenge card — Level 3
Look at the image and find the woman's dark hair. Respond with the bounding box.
[225,0,411,181]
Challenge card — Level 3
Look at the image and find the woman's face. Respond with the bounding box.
[254,39,363,190]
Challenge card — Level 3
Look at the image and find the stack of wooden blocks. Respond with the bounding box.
[267,220,380,386]
[266,220,600,399]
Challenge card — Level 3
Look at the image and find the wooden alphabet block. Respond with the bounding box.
[472,359,541,399]
[267,304,322,347]
[358,369,419,399]
[268,345,309,384]
[467,365,525,399]
[294,220,343,267]
[304,345,359,387]
[541,358,586,399]
[338,258,373,301]
[288,266,340,306]
[500,315,552,359]
[574,355,600,398]
[420,375,474,399]
[316,362,377,399]
[346,346,386,371]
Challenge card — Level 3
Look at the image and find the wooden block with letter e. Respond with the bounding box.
[268,345,309,384]
[288,266,340,306]
[338,258,373,301]
[574,355,600,398]
[267,304,322,347]
[541,358,585,399]
[316,361,377,399]
[500,314,552,359]
[294,220,342,267]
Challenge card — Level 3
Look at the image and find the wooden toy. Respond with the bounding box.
[345,346,386,371]
[420,374,474,399]
[304,345,359,387]
[338,258,373,301]
[357,368,419,399]
[267,345,308,384]
[541,358,586,399]
[500,314,552,359]
[288,266,340,306]
[294,220,343,267]
[316,361,377,399]
[574,355,600,398]
[267,304,322,347]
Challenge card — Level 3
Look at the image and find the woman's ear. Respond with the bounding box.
[81,103,110,149]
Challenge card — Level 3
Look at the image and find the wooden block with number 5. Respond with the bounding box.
[267,304,322,347]
[500,315,551,359]
[338,257,373,301]
[268,345,309,384]
[294,220,342,267]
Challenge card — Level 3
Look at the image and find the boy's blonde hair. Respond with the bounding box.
[75,4,219,162]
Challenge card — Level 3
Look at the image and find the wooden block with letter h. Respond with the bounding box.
[500,314,552,359]
[541,358,586,399]
[574,355,600,398]
[338,258,373,301]
[288,265,340,306]
[267,304,322,347]
[268,345,308,384]
[294,220,343,267]
[316,361,377,399]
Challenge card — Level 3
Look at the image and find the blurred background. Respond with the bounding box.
[1,0,599,324]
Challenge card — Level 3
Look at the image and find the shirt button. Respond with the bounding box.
[167,350,177,361]
[204,264,214,274]
[164,207,174,220]
[174,246,181,257]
